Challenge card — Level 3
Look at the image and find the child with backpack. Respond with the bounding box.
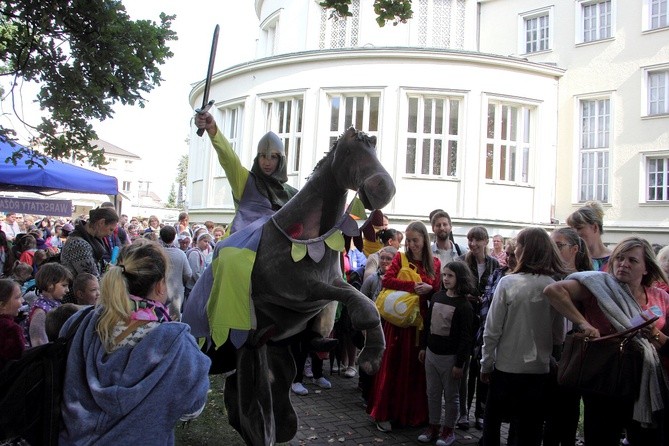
[28,263,72,347]
[0,279,25,369]
[59,242,210,444]
[417,261,477,446]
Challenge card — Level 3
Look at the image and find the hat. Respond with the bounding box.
[257,131,285,156]
[197,233,213,243]
[178,232,192,241]
[62,223,74,232]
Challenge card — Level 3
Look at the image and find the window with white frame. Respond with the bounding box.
[645,0,668,30]
[327,93,379,149]
[122,181,131,192]
[520,8,552,54]
[209,105,244,207]
[319,0,359,49]
[213,105,244,178]
[578,98,610,202]
[264,97,304,173]
[260,11,280,57]
[412,0,466,49]
[647,68,669,116]
[406,95,461,177]
[485,101,533,184]
[577,0,613,43]
[646,155,669,201]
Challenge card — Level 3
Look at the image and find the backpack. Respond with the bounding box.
[0,306,93,445]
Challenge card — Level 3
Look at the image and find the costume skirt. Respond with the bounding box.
[367,320,428,426]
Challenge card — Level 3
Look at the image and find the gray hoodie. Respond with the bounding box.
[58,309,210,445]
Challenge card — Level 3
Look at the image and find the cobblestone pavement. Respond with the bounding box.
[286,361,508,446]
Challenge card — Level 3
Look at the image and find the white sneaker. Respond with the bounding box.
[312,376,332,389]
[291,382,308,395]
[376,420,392,432]
[344,366,357,378]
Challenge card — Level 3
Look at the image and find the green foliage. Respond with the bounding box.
[0,0,176,167]
[373,0,413,26]
[176,154,188,208]
[167,184,176,208]
[320,0,413,26]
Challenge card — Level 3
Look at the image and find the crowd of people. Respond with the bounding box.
[2,111,669,446]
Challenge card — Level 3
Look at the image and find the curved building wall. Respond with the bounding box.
[188,47,562,233]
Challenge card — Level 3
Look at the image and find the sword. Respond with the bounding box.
[196,24,220,137]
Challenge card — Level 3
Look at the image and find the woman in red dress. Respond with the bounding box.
[367,221,441,432]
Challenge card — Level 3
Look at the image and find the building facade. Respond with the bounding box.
[187,0,669,244]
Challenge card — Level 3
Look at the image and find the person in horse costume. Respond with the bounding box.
[184,121,395,445]
[194,112,338,350]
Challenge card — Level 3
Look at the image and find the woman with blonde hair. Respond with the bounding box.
[566,201,611,271]
[59,241,210,445]
[544,237,669,445]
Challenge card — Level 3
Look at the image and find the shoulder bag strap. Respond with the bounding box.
[400,252,409,269]
[590,315,659,343]
[114,319,151,344]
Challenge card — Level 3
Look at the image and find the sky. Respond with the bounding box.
[95,0,257,200]
[1,0,257,201]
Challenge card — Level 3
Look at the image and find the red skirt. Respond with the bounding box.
[367,320,428,427]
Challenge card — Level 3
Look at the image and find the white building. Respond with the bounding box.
[187,0,669,244]
[91,140,180,223]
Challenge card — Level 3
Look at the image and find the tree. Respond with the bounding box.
[166,184,177,208]
[0,0,176,167]
[320,0,413,26]
[175,154,188,209]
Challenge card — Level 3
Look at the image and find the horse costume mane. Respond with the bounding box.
[183,127,395,446]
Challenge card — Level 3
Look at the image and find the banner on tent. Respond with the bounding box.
[0,196,73,217]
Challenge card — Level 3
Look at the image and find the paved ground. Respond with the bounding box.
[286,360,508,446]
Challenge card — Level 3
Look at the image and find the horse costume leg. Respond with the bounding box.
[225,345,277,446]
[310,279,385,374]
[266,343,298,443]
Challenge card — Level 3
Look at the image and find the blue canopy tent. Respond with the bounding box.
[0,137,118,195]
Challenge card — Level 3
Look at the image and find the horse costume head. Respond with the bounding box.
[329,127,395,211]
[183,127,395,445]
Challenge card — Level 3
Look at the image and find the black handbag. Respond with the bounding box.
[557,316,658,400]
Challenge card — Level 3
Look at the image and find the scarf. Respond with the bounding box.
[129,295,171,323]
[568,271,667,425]
[71,222,107,265]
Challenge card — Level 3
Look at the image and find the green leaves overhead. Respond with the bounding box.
[319,0,413,26]
[0,0,176,167]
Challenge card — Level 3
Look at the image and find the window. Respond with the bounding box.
[319,0,359,49]
[578,98,610,202]
[264,97,304,173]
[328,93,379,149]
[213,105,244,177]
[260,10,280,57]
[647,68,669,116]
[485,101,533,184]
[577,0,613,43]
[122,181,131,192]
[645,0,668,30]
[646,156,669,201]
[520,8,552,54]
[406,95,461,177]
[413,0,466,49]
